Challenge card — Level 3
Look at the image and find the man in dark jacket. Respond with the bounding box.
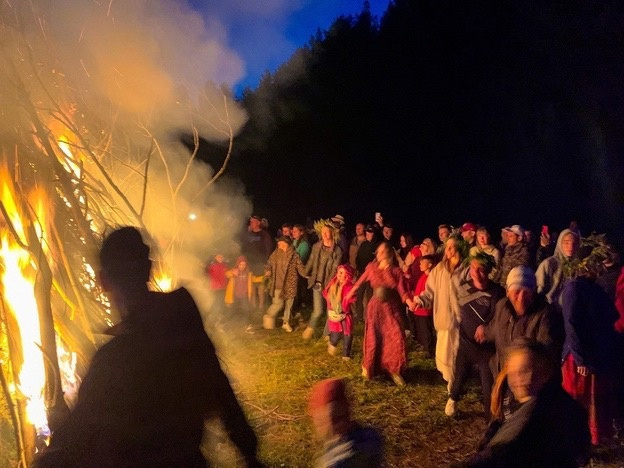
[476,265,563,375]
[35,227,261,467]
[447,252,505,418]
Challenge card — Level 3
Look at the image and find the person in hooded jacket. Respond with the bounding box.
[536,229,580,307]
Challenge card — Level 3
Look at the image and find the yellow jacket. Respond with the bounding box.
[224,269,263,305]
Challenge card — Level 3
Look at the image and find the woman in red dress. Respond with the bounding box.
[347,241,410,386]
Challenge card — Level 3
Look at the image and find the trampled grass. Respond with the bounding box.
[207,315,624,467]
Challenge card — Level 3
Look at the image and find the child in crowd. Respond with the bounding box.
[225,255,263,334]
[206,253,229,331]
[323,264,357,359]
[411,255,435,357]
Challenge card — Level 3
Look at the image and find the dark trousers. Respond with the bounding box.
[413,314,435,357]
[450,335,495,418]
[354,284,372,322]
[329,332,353,357]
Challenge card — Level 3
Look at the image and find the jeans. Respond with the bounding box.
[308,283,326,330]
[265,289,294,324]
[329,332,353,357]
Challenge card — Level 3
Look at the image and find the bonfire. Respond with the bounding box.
[0,1,246,464]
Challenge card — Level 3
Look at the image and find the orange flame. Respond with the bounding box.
[1,175,50,436]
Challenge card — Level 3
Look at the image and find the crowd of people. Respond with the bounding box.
[204,212,624,465]
[35,211,624,466]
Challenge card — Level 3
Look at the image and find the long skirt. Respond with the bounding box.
[562,354,613,445]
[362,297,406,378]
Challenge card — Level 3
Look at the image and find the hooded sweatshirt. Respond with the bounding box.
[536,229,579,306]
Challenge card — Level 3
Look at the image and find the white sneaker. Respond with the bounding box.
[282,322,293,333]
[445,398,457,417]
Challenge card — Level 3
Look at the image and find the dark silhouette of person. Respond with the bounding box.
[35,227,261,467]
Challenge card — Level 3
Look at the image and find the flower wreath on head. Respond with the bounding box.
[314,218,340,243]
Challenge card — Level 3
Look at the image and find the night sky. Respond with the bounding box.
[187,1,624,247]
[187,0,389,94]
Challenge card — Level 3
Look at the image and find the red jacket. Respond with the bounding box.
[412,272,432,317]
[206,261,229,290]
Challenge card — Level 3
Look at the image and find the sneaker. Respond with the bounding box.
[327,344,337,356]
[391,373,406,387]
[342,356,352,361]
[445,398,457,416]
[361,367,369,379]
[282,322,293,333]
[244,324,255,334]
[302,326,314,340]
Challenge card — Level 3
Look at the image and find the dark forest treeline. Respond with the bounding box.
[230,0,624,243]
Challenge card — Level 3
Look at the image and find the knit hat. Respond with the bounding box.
[308,378,349,414]
[506,265,536,291]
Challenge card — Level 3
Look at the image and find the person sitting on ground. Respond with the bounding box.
[263,236,308,332]
[309,378,383,468]
[323,264,357,359]
[35,227,261,467]
[460,339,590,467]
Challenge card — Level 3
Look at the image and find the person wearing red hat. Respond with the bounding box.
[460,222,478,248]
[308,378,383,467]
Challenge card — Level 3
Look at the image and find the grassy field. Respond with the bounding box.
[207,315,624,467]
[2,314,624,467]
